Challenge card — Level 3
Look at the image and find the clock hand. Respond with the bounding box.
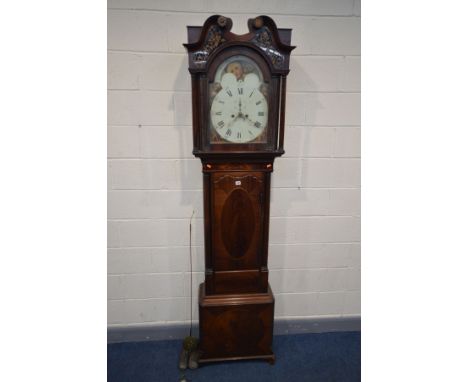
[238,97,243,117]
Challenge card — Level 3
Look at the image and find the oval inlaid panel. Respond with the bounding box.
[221,188,255,258]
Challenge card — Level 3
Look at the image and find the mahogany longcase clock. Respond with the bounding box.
[183,15,295,365]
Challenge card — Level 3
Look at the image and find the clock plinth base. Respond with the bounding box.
[198,283,275,364]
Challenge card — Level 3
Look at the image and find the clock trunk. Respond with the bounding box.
[203,164,271,296]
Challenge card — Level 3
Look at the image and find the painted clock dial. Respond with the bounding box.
[209,55,268,144]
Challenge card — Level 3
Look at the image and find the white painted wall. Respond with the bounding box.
[108,0,361,327]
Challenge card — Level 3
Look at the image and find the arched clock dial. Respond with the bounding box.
[210,59,268,144]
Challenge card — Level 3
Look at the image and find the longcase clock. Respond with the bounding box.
[183,15,295,364]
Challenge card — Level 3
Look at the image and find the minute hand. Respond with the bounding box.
[245,115,256,127]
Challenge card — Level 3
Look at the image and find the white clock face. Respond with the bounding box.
[209,56,268,144]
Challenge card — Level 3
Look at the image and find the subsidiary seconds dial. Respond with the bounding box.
[210,73,268,143]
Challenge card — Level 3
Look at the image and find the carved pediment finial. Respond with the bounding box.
[217,16,227,27]
[253,17,264,29]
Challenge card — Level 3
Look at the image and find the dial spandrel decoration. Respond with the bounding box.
[209,55,268,144]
